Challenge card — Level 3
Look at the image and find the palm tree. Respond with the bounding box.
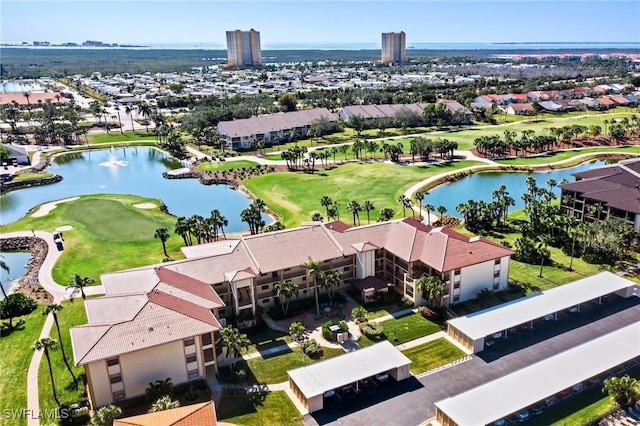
[417,203,431,226]
[137,102,152,133]
[273,280,299,315]
[149,396,179,413]
[43,304,76,383]
[398,195,410,218]
[23,92,31,106]
[154,228,170,257]
[145,378,173,401]
[437,205,447,222]
[361,200,375,224]
[33,338,60,406]
[124,105,135,132]
[210,209,228,241]
[346,200,361,226]
[414,275,444,306]
[114,105,124,135]
[90,405,122,426]
[220,326,250,370]
[66,274,94,300]
[289,321,307,342]
[415,191,425,220]
[537,235,552,278]
[322,270,343,302]
[320,196,333,219]
[302,257,324,317]
[311,212,324,222]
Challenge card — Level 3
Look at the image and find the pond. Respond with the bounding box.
[0,252,31,299]
[0,146,267,231]
[424,160,607,217]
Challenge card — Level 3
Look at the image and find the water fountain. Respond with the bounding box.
[99,147,129,167]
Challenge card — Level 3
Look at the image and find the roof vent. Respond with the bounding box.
[468,250,472,254]
[148,326,154,332]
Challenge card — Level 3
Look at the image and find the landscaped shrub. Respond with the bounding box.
[300,339,323,359]
[351,306,368,323]
[321,319,348,341]
[359,322,384,340]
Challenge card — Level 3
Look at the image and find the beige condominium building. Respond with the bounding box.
[381,31,406,64]
[226,29,262,66]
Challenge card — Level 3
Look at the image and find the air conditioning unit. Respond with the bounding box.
[219,318,227,327]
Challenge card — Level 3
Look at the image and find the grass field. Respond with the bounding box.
[86,132,156,145]
[358,313,442,348]
[38,300,87,412]
[246,328,292,355]
[0,194,185,285]
[0,304,48,426]
[244,346,345,384]
[495,146,640,166]
[216,391,301,426]
[12,172,54,182]
[401,338,467,375]
[197,159,259,172]
[244,160,482,227]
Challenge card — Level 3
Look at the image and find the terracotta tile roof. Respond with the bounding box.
[71,291,220,365]
[113,401,217,426]
[352,241,378,252]
[155,267,225,308]
[596,97,616,106]
[224,267,257,282]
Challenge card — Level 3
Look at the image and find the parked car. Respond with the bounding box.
[516,410,530,422]
[531,404,544,415]
[323,389,336,397]
[587,377,602,387]
[492,332,503,339]
[494,419,506,426]
[559,388,572,399]
[375,372,389,383]
[485,339,497,347]
[572,382,586,393]
[544,396,558,407]
[543,314,554,321]
[568,305,579,313]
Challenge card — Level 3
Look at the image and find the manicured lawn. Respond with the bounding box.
[262,153,285,161]
[87,132,156,144]
[495,145,640,166]
[0,194,185,285]
[197,159,259,172]
[364,303,409,320]
[246,328,292,355]
[401,338,466,374]
[244,346,345,384]
[244,160,483,228]
[12,172,54,182]
[38,300,87,412]
[358,313,442,348]
[0,304,48,426]
[216,391,301,426]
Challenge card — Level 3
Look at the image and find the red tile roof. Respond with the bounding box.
[113,401,217,426]
[154,266,224,307]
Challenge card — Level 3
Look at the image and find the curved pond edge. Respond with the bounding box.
[406,152,640,202]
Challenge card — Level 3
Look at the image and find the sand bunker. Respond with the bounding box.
[133,203,157,209]
[31,197,80,218]
[55,225,73,232]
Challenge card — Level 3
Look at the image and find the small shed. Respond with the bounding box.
[288,340,411,413]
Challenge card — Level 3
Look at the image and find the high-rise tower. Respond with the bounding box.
[381,31,406,64]
[226,29,262,66]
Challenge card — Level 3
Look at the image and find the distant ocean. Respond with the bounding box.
[3,42,640,51]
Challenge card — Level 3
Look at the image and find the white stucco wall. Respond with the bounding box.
[87,361,112,408]
[458,259,502,303]
[355,251,375,279]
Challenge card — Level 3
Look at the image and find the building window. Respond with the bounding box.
[261,284,269,291]
[261,298,270,304]
[494,259,501,265]
[343,267,350,272]
[272,271,278,278]
[187,369,199,380]
[112,390,126,401]
[106,358,119,367]
[201,333,212,346]
[493,282,499,290]
[494,271,500,278]
[186,353,197,364]
[453,295,460,302]
[184,338,195,347]
[302,276,307,282]
[454,269,461,276]
[453,283,460,289]
[284,268,291,271]
[109,374,122,384]
[219,308,226,315]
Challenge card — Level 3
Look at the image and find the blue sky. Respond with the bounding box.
[2,1,639,46]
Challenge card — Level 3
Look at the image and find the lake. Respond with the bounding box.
[0,146,267,231]
[0,252,31,299]
[424,160,607,217]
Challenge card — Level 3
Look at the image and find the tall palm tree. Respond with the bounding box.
[137,102,152,133]
[302,257,324,317]
[33,338,60,407]
[220,326,250,370]
[398,195,410,218]
[437,205,447,222]
[361,200,375,224]
[322,270,343,302]
[66,274,94,300]
[346,200,361,226]
[124,105,135,132]
[320,196,333,220]
[210,210,228,241]
[415,191,425,220]
[114,105,124,135]
[273,280,299,315]
[43,304,76,383]
[537,235,552,278]
[154,228,170,257]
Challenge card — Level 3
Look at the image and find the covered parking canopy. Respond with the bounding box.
[287,340,411,413]
[447,272,636,353]
[436,322,640,426]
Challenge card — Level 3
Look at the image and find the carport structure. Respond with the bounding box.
[447,272,636,353]
[287,340,411,413]
[435,322,640,426]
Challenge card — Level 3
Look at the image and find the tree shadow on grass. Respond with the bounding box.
[0,319,26,337]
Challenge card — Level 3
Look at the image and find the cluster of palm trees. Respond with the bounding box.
[240,200,266,235]
[174,210,228,246]
[455,185,515,233]
[317,195,396,224]
[291,257,343,318]
[409,137,458,162]
[220,326,251,370]
[414,275,445,306]
[345,200,376,225]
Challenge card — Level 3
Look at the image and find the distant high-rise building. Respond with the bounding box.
[226,29,262,66]
[381,31,406,64]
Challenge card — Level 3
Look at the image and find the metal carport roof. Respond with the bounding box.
[435,322,640,426]
[447,271,635,340]
[287,340,411,398]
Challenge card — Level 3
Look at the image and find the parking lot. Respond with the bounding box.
[303,294,640,426]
